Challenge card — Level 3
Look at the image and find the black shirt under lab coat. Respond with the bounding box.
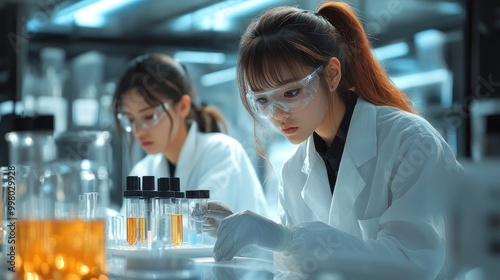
[313,98,357,194]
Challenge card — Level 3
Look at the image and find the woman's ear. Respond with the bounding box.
[177,95,192,118]
[325,57,341,91]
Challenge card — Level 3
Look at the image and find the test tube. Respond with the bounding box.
[170,191,184,247]
[186,190,210,245]
[141,176,156,247]
[152,178,173,248]
[107,215,125,247]
[78,192,99,219]
[124,176,141,246]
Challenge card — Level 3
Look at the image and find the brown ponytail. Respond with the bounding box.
[190,104,228,134]
[317,2,415,113]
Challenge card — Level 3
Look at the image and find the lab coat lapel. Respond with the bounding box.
[328,152,365,230]
[300,136,332,223]
[328,99,377,230]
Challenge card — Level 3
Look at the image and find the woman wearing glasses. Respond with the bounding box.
[112,53,270,221]
[210,2,462,279]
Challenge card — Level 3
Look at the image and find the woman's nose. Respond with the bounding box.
[271,105,289,121]
[133,122,147,135]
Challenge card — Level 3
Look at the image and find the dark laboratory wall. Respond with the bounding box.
[0,3,19,103]
[0,2,24,167]
[471,0,500,100]
[464,0,500,157]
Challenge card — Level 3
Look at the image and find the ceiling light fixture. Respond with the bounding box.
[174,51,226,64]
[52,0,140,28]
[201,67,236,87]
[171,0,273,32]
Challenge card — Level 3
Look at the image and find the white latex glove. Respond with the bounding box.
[204,201,233,238]
[213,210,291,261]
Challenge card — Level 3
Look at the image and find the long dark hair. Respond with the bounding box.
[238,2,415,159]
[112,53,228,141]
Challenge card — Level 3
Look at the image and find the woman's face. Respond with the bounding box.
[250,66,332,144]
[119,91,187,157]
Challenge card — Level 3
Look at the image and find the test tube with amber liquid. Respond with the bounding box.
[170,191,184,246]
[124,176,141,246]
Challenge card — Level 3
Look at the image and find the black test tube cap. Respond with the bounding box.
[126,176,140,190]
[186,190,210,199]
[170,177,180,191]
[142,176,157,198]
[157,177,170,192]
[124,176,141,197]
[142,176,155,191]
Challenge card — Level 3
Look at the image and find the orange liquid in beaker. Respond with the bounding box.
[170,214,183,246]
[16,219,107,280]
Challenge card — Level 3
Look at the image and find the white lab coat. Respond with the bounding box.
[275,98,462,279]
[128,122,270,217]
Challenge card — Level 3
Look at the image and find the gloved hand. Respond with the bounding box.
[214,210,291,261]
[204,201,233,238]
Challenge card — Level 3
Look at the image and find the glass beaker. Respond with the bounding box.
[6,116,108,279]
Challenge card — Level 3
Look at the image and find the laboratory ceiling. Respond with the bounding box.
[22,0,464,51]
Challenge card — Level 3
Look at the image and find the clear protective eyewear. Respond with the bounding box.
[117,103,169,133]
[246,65,323,119]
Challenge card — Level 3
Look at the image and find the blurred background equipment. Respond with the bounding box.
[0,0,498,221]
[0,0,478,210]
[450,159,500,280]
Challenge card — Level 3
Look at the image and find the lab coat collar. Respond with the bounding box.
[301,98,377,173]
[346,98,377,167]
[300,98,377,225]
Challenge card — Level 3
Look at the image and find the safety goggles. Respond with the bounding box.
[117,103,169,133]
[246,65,323,119]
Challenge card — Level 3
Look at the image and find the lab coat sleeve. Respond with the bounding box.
[274,134,461,279]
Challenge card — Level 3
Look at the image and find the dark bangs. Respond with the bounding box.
[125,72,164,106]
[239,35,318,94]
[113,71,170,115]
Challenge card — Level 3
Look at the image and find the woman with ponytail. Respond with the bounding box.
[212,2,462,278]
[113,53,270,219]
